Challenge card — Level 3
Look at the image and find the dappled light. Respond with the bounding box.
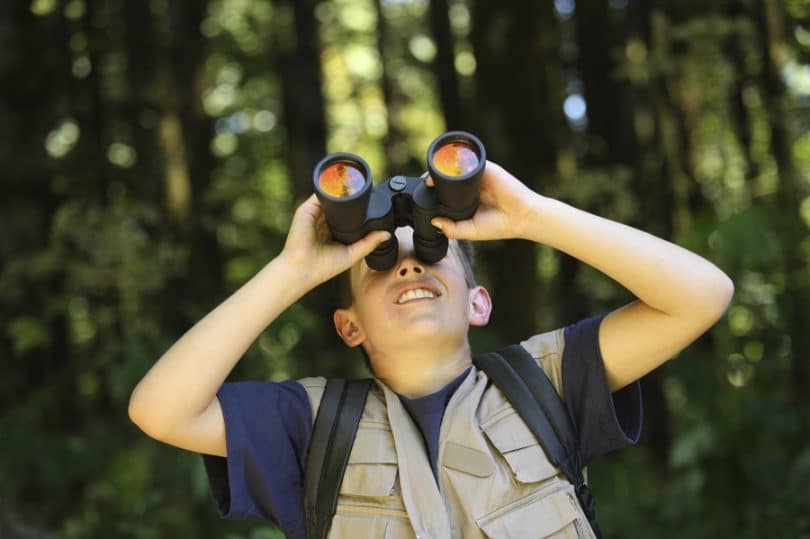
[2,0,808,537]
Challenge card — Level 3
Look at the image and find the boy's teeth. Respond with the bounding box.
[397,288,437,304]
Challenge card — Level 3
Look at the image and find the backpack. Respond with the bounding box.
[303,344,601,539]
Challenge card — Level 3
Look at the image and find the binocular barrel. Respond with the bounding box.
[313,131,486,271]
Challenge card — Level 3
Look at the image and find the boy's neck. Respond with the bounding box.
[369,342,472,399]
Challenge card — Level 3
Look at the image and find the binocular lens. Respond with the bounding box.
[431,141,479,178]
[317,161,366,198]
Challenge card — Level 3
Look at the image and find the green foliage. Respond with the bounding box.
[1,0,808,537]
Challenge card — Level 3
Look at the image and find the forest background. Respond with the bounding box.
[1,0,809,537]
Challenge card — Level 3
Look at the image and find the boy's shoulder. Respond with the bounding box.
[519,326,567,399]
[296,376,388,426]
[297,376,326,424]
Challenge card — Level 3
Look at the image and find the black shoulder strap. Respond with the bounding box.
[304,378,371,539]
[474,345,601,539]
[496,345,579,466]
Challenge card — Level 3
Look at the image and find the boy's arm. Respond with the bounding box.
[524,196,733,391]
[431,162,734,391]
[128,195,389,456]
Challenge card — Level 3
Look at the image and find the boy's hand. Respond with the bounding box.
[280,194,391,287]
[427,161,540,241]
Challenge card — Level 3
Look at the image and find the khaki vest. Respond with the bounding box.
[299,329,596,539]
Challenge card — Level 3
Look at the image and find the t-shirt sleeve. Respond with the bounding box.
[561,315,643,466]
[201,379,312,539]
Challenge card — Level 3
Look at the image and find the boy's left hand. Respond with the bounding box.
[427,161,540,241]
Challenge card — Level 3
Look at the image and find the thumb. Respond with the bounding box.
[347,230,392,263]
[431,217,478,240]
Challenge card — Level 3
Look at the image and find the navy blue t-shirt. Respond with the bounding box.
[202,316,642,539]
[399,367,470,482]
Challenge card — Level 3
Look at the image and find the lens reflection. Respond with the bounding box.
[431,141,479,178]
[318,162,366,198]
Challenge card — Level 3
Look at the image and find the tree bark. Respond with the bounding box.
[123,0,162,202]
[755,0,810,428]
[574,0,636,166]
[624,0,676,471]
[470,0,564,343]
[164,1,225,328]
[428,0,464,130]
[273,0,327,200]
[374,0,411,175]
[272,0,345,364]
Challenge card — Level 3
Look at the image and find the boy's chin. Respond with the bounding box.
[397,315,465,339]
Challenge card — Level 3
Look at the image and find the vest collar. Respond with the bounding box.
[376,373,469,539]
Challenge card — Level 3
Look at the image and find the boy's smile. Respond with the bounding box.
[393,283,442,304]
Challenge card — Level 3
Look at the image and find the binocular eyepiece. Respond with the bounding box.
[313,131,486,271]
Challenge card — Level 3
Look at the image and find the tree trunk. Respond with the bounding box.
[272,0,344,364]
[61,0,110,202]
[164,1,225,327]
[0,1,71,413]
[470,0,563,343]
[375,0,411,175]
[755,0,810,428]
[574,0,637,166]
[725,2,760,183]
[428,0,464,130]
[123,0,162,202]
[624,0,677,471]
[273,0,327,200]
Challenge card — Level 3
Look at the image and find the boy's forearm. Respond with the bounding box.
[522,195,733,318]
[128,254,312,436]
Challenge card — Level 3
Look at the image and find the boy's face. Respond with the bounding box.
[333,227,491,357]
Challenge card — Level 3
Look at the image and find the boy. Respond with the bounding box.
[129,161,734,538]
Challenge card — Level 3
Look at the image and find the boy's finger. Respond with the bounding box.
[431,218,477,240]
[297,193,323,220]
[348,230,392,262]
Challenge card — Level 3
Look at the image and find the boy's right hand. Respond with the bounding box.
[280,194,391,287]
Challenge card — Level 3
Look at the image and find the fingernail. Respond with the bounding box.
[431,219,442,229]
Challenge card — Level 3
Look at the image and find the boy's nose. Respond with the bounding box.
[396,257,424,278]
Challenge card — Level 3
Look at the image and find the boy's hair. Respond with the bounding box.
[333,239,477,309]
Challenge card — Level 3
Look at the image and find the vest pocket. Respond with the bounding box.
[478,409,595,538]
[332,427,413,538]
[481,408,560,483]
[339,425,400,498]
[476,487,581,538]
[329,513,411,539]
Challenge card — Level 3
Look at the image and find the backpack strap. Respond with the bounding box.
[304,378,372,539]
[474,345,602,539]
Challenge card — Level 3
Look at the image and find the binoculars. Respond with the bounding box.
[312,131,486,271]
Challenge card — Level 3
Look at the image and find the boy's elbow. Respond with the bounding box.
[715,272,735,311]
[128,389,149,432]
[704,272,734,322]
[128,387,166,440]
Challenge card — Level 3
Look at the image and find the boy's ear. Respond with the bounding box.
[468,285,492,327]
[333,308,366,347]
